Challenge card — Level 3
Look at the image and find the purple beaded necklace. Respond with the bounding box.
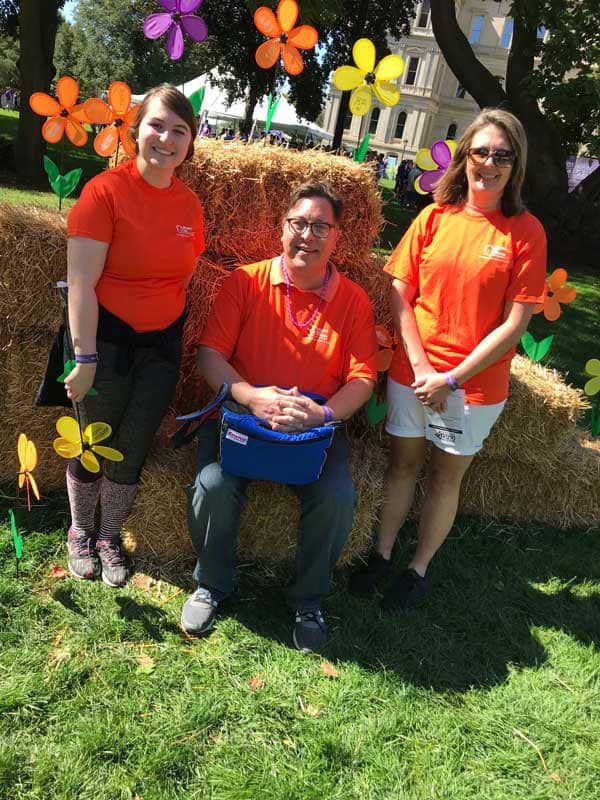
[281,255,331,331]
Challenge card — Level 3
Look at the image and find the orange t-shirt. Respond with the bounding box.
[67,159,205,332]
[384,203,547,404]
[199,258,378,398]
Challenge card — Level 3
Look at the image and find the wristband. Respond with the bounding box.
[75,353,98,364]
[445,373,459,391]
[322,405,334,423]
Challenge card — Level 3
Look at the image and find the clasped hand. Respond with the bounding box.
[248,386,325,432]
[64,363,96,403]
[412,371,451,413]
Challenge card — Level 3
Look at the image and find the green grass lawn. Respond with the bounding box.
[1,157,599,800]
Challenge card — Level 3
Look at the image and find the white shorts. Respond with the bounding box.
[385,378,505,456]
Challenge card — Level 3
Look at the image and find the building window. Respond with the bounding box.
[416,0,430,28]
[394,111,407,139]
[369,108,380,135]
[469,14,485,44]
[500,18,513,48]
[405,57,419,86]
[446,123,457,139]
[456,84,466,99]
[344,109,352,130]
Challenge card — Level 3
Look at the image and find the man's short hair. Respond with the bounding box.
[286,181,343,222]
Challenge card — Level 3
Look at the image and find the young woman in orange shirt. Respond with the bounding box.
[63,86,204,587]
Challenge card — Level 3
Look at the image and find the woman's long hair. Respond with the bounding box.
[129,85,198,161]
[434,108,528,216]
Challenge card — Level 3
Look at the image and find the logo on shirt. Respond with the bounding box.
[309,326,330,344]
[225,429,248,446]
[480,244,510,262]
[175,224,194,238]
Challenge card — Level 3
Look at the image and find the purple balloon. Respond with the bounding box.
[419,169,444,194]
[430,140,452,169]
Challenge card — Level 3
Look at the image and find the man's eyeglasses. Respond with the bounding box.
[286,217,336,239]
[467,147,516,167]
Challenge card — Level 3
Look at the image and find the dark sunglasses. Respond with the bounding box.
[467,147,516,167]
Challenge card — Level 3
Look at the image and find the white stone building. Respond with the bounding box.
[323,0,516,160]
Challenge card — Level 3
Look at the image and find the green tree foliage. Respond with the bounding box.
[0,31,19,87]
[529,0,600,157]
[54,0,216,96]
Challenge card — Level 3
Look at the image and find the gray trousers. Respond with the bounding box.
[186,421,356,610]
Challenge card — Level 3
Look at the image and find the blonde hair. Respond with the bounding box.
[434,108,528,216]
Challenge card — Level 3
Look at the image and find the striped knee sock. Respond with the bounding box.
[97,476,138,544]
[66,467,101,539]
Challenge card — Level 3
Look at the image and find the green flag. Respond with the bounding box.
[265,93,281,134]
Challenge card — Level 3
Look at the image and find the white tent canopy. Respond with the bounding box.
[132,69,332,141]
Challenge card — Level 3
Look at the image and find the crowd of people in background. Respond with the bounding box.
[1,87,20,110]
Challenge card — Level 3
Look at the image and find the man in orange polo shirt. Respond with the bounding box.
[181,181,377,652]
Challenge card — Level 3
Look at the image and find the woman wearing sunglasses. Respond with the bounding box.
[351,108,547,609]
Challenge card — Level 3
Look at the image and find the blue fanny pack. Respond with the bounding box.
[173,383,342,485]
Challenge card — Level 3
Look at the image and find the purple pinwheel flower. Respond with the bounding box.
[143,0,209,61]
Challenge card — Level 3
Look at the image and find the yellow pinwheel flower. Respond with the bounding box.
[17,433,40,510]
[53,416,124,474]
[584,359,600,397]
[332,38,405,116]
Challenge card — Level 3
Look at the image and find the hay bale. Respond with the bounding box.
[124,432,387,569]
[0,203,66,336]
[462,433,600,529]
[179,140,383,272]
[0,338,67,494]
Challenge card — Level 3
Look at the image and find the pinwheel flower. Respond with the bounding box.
[584,359,600,397]
[17,433,40,511]
[533,268,577,322]
[414,139,457,195]
[29,76,88,147]
[53,417,124,474]
[375,324,397,372]
[332,38,405,116]
[84,82,139,158]
[254,0,318,76]
[143,0,208,61]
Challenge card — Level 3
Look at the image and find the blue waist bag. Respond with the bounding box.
[173,383,341,485]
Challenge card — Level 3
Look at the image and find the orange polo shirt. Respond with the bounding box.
[384,203,547,404]
[200,258,377,398]
[67,159,205,332]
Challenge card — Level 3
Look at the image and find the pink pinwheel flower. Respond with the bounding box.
[143,0,208,61]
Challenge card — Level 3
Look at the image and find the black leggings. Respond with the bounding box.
[69,337,181,484]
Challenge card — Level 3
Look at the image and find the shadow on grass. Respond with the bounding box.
[152,516,600,693]
[115,595,182,641]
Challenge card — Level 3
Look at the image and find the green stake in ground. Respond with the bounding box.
[8,508,23,577]
[354,132,371,163]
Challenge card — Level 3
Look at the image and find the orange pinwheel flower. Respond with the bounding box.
[17,433,40,511]
[254,0,318,76]
[29,76,88,147]
[533,268,577,322]
[375,324,397,372]
[83,81,139,158]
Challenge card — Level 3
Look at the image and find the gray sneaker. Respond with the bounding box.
[181,587,219,636]
[96,539,129,588]
[67,528,101,580]
[293,608,327,653]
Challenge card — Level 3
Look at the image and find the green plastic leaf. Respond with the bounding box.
[265,93,281,134]
[43,155,60,182]
[365,392,387,426]
[50,168,83,200]
[189,86,205,116]
[56,359,98,395]
[8,508,23,559]
[520,332,554,363]
[354,132,371,163]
